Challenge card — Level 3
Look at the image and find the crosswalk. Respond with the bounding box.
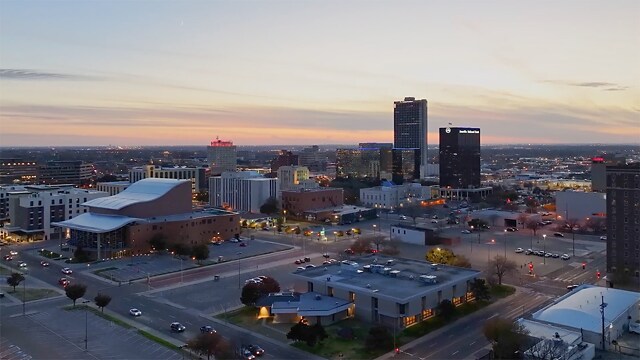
[0,339,32,360]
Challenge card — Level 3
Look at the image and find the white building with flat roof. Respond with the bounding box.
[209,171,278,213]
[277,166,310,192]
[128,165,207,193]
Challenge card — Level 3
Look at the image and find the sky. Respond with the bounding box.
[1,0,639,147]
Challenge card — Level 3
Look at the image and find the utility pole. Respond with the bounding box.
[600,295,608,350]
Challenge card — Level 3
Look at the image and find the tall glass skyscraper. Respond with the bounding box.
[393,97,428,179]
[439,127,481,189]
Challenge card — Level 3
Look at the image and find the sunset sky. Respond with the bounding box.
[1,0,638,146]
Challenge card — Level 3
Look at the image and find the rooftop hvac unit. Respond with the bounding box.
[386,260,395,266]
[419,275,437,284]
[389,270,401,277]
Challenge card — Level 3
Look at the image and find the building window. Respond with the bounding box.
[371,297,378,308]
[398,303,406,315]
[421,309,434,320]
[308,282,314,292]
[327,286,333,297]
[348,291,355,302]
[437,290,442,304]
[403,315,417,327]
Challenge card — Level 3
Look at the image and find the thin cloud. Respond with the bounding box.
[0,69,95,81]
[543,79,628,91]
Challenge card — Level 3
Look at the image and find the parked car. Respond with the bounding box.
[514,248,524,253]
[200,325,216,334]
[303,257,311,262]
[129,308,142,316]
[246,345,265,357]
[229,238,239,243]
[58,277,69,285]
[566,285,579,291]
[40,261,50,267]
[561,254,571,260]
[296,266,306,272]
[61,267,73,274]
[461,230,471,234]
[305,264,316,269]
[170,322,186,332]
[344,248,355,255]
[294,259,303,265]
[18,262,27,268]
[525,249,534,255]
[3,255,13,261]
[322,253,331,259]
[553,232,565,237]
[599,236,607,241]
[9,251,18,256]
[431,219,438,224]
[552,253,560,258]
[399,215,408,220]
[241,349,256,360]
[506,227,518,232]
[544,252,553,258]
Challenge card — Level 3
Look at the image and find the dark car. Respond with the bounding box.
[200,325,216,334]
[303,257,311,262]
[553,232,565,237]
[247,345,265,356]
[322,253,331,259]
[239,242,247,247]
[506,227,517,232]
[3,255,12,261]
[344,248,354,255]
[170,322,186,332]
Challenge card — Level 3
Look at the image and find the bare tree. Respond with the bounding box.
[488,213,500,227]
[526,336,568,360]
[488,255,517,285]
[517,213,528,229]
[525,219,540,237]
[400,203,423,225]
[365,234,386,252]
[381,242,400,256]
[585,217,606,233]
[350,237,372,254]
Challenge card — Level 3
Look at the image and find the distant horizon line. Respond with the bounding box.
[1,142,638,149]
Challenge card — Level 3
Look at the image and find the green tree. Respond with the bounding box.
[6,273,25,292]
[65,283,87,307]
[259,197,280,215]
[149,233,167,252]
[286,322,309,343]
[286,321,326,347]
[187,332,232,360]
[365,325,393,350]
[437,299,457,320]
[470,278,490,301]
[489,255,518,285]
[483,317,529,359]
[94,293,112,312]
[191,244,209,264]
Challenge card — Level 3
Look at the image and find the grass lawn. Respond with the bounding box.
[1,287,60,301]
[66,304,134,329]
[217,306,259,326]
[490,284,516,298]
[38,249,65,259]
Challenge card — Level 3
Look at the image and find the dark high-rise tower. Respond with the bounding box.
[439,127,481,189]
[605,163,640,288]
[393,97,427,178]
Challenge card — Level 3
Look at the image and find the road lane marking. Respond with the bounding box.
[452,351,459,356]
[487,313,499,320]
[470,341,476,346]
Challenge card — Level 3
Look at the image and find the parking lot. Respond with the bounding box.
[1,307,182,360]
[88,239,292,282]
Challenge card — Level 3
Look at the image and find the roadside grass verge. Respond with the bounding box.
[64,305,133,329]
[1,286,60,301]
[490,284,516,298]
[138,329,178,350]
[38,249,65,259]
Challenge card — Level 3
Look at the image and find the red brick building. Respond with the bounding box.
[281,188,343,219]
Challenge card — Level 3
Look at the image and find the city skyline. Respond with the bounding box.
[1,0,639,146]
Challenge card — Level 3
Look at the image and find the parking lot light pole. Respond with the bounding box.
[237,252,242,289]
[22,272,26,315]
[543,234,547,265]
[180,257,183,284]
[503,230,507,258]
[82,300,91,350]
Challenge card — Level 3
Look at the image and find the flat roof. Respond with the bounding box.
[83,178,189,210]
[146,208,237,223]
[294,254,480,302]
[532,285,640,334]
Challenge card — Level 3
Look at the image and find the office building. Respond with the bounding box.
[298,145,327,172]
[439,127,481,189]
[2,185,108,241]
[392,148,420,184]
[281,188,343,219]
[293,254,480,329]
[38,160,93,186]
[606,163,640,285]
[0,185,27,222]
[336,144,393,179]
[0,159,38,185]
[96,181,130,196]
[270,150,299,174]
[53,178,240,260]
[591,154,626,192]
[207,138,237,175]
[209,171,278,213]
[277,166,311,192]
[393,97,428,178]
[129,164,207,193]
[360,183,438,209]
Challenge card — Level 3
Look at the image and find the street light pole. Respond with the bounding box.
[237,252,242,289]
[83,300,91,350]
[22,272,26,315]
[543,234,547,265]
[180,257,183,284]
[503,230,507,258]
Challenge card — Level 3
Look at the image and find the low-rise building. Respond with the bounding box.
[292,254,481,329]
[0,158,38,185]
[555,190,606,221]
[281,187,343,219]
[390,224,436,245]
[3,185,108,241]
[38,160,93,186]
[360,183,439,209]
[53,178,240,260]
[129,164,207,193]
[96,181,130,196]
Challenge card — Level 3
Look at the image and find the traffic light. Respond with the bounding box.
[582,262,586,270]
[597,271,601,280]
